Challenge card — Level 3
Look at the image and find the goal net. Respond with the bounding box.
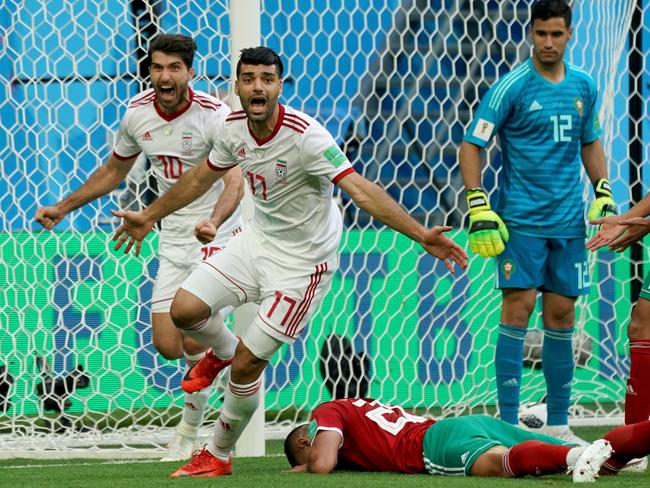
[0,0,648,457]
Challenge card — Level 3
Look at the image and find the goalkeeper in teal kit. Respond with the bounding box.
[458,0,615,443]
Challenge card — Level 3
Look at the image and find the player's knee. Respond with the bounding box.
[470,448,507,477]
[170,290,210,330]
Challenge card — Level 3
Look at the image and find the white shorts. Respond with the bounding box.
[151,229,239,313]
[180,229,337,358]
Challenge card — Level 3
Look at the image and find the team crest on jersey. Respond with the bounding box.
[255,148,265,159]
[181,131,193,154]
[275,159,288,182]
[574,98,584,118]
[501,259,516,280]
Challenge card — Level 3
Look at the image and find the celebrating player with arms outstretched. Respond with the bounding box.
[285,398,650,482]
[458,0,614,442]
[35,34,243,461]
[111,46,467,477]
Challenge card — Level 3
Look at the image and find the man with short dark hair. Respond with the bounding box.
[112,45,468,477]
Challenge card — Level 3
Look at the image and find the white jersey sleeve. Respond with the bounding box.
[299,124,354,182]
[113,108,143,160]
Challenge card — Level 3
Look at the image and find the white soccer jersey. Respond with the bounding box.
[207,104,354,262]
[113,88,241,244]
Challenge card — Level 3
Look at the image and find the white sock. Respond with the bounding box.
[184,350,206,367]
[206,379,262,461]
[182,312,238,360]
[181,384,211,428]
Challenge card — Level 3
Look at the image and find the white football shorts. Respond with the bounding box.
[180,228,337,360]
[151,228,239,313]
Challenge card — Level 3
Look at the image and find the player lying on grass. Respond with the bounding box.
[284,398,650,482]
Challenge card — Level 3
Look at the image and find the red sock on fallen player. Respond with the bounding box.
[602,419,650,472]
[625,340,650,425]
[502,440,572,477]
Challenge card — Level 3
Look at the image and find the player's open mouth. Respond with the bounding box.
[250,97,266,110]
[159,86,176,98]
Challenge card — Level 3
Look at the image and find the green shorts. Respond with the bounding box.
[640,271,650,301]
[422,415,571,476]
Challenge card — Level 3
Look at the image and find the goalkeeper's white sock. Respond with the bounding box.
[207,378,262,461]
[182,312,238,360]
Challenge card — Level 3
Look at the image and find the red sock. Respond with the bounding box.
[625,340,650,424]
[602,420,650,472]
[502,441,572,477]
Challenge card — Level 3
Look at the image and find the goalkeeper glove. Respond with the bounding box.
[466,188,509,257]
[587,178,616,221]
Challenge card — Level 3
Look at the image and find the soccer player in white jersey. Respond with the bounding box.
[35,34,243,461]
[111,46,468,477]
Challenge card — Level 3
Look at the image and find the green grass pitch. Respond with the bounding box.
[1,428,648,487]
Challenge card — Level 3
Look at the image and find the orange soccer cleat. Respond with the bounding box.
[170,448,233,478]
[181,349,232,393]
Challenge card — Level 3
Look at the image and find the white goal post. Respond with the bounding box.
[0,0,648,458]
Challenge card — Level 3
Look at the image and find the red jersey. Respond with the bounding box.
[309,398,436,473]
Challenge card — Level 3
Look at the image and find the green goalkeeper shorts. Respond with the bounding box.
[422,415,571,476]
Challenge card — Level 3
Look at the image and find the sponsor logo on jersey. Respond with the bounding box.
[528,100,543,112]
[324,145,346,167]
[237,146,247,159]
[626,382,637,396]
[275,159,288,182]
[502,259,516,280]
[141,131,153,141]
[472,118,494,142]
[182,131,193,154]
[574,98,583,118]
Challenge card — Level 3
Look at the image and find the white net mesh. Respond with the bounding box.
[0,0,648,457]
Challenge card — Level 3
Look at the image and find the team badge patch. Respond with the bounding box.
[182,132,193,153]
[275,159,288,181]
[574,98,583,118]
[501,259,516,280]
[472,118,494,142]
[255,148,265,159]
[323,145,347,167]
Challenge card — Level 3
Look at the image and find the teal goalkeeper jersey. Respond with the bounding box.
[463,59,602,238]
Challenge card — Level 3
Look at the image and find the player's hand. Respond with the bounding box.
[466,189,509,258]
[587,178,616,221]
[194,218,217,244]
[419,226,468,273]
[586,214,626,251]
[35,205,66,230]
[111,209,155,256]
[603,217,650,253]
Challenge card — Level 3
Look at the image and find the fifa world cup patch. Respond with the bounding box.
[472,118,494,142]
[323,145,347,167]
[501,259,516,280]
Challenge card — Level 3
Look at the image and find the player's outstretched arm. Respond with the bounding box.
[195,166,244,244]
[35,155,136,230]
[587,191,650,252]
[112,162,227,255]
[336,172,468,273]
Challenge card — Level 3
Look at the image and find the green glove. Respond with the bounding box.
[587,178,616,221]
[466,188,509,258]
